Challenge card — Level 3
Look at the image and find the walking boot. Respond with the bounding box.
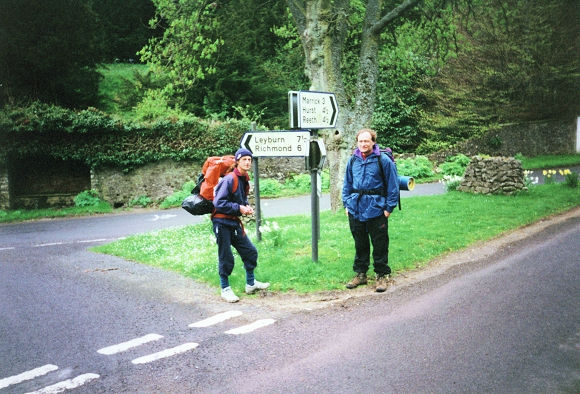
[375,274,392,293]
[346,273,367,289]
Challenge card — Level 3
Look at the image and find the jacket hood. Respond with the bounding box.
[353,144,380,159]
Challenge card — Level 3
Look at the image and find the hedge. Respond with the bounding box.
[0,102,251,171]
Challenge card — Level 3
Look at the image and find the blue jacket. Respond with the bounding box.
[342,144,399,221]
[212,169,250,226]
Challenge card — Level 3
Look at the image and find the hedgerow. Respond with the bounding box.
[0,102,250,171]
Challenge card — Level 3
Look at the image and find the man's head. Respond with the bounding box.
[356,128,376,155]
[235,148,253,172]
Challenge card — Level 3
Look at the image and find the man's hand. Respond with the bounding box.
[240,205,254,215]
[384,210,391,218]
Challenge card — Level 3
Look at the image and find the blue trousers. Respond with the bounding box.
[213,222,258,279]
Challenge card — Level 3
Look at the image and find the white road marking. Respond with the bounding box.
[132,343,199,365]
[224,319,276,335]
[150,214,177,221]
[0,247,15,251]
[33,242,64,247]
[0,364,59,390]
[189,311,243,328]
[97,333,164,355]
[24,373,99,394]
[76,239,107,243]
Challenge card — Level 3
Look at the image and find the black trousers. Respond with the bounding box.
[348,213,391,276]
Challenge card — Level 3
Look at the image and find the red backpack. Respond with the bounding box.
[182,155,239,215]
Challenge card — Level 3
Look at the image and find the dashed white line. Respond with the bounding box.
[225,319,276,335]
[97,333,164,355]
[24,373,99,394]
[0,364,59,390]
[132,342,199,365]
[0,247,15,251]
[189,311,243,328]
[77,239,107,244]
[33,242,65,247]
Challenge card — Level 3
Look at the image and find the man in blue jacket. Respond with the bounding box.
[342,129,399,292]
[212,148,270,302]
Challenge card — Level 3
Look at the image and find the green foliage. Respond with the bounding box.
[258,179,283,197]
[439,154,471,176]
[515,154,580,170]
[133,89,186,122]
[160,181,196,209]
[138,0,304,127]
[417,0,580,147]
[563,171,579,188]
[0,102,250,172]
[0,0,104,107]
[74,190,102,207]
[129,195,152,207]
[397,156,435,179]
[139,0,224,96]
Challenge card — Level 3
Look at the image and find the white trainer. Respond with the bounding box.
[245,280,270,294]
[221,286,239,303]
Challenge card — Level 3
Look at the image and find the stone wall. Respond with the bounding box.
[91,160,200,208]
[458,156,526,195]
[91,157,308,207]
[429,119,576,164]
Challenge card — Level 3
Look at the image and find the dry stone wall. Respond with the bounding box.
[458,156,526,195]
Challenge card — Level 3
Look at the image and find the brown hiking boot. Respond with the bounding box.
[346,273,367,289]
[375,274,392,293]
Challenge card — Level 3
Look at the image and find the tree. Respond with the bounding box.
[288,0,422,209]
[93,0,158,62]
[416,0,580,151]
[139,0,306,124]
[0,0,105,108]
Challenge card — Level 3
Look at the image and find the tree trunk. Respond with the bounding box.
[288,0,420,211]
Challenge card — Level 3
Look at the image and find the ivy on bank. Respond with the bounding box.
[0,102,250,171]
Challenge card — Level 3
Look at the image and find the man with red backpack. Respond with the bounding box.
[212,148,270,302]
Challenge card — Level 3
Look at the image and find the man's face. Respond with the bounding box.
[357,132,374,155]
[238,155,252,171]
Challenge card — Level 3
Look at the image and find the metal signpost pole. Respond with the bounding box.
[250,122,262,241]
[310,131,319,262]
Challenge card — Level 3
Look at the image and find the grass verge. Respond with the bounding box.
[92,184,579,296]
[0,202,112,223]
[517,153,580,170]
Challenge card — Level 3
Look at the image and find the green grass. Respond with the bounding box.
[517,153,580,170]
[97,63,149,115]
[0,202,112,223]
[92,184,579,296]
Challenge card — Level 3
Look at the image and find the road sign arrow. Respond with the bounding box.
[295,91,338,129]
[240,130,311,157]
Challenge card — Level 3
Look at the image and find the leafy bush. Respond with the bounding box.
[440,175,463,192]
[74,190,102,207]
[284,173,312,194]
[160,181,197,209]
[396,156,435,179]
[129,195,152,207]
[259,178,283,197]
[439,154,471,176]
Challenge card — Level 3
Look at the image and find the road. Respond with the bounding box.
[1,185,578,393]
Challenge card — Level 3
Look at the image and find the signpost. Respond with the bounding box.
[240,90,337,262]
[288,91,338,129]
[240,130,311,158]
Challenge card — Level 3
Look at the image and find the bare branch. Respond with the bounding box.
[371,0,422,35]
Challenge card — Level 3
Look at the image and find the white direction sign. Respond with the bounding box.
[289,90,338,129]
[241,130,310,157]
